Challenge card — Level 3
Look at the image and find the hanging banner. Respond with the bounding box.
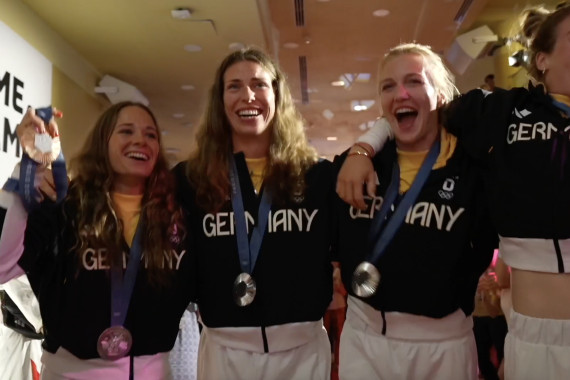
[0,20,52,186]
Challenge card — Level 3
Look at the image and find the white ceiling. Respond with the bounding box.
[20,0,562,161]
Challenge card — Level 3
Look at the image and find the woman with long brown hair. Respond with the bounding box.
[173,47,335,380]
[0,102,193,379]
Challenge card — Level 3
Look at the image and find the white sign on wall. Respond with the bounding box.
[0,20,52,186]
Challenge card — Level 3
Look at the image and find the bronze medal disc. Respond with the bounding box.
[20,127,61,166]
[97,326,133,361]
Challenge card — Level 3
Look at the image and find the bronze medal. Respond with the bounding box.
[97,326,133,360]
[19,127,61,166]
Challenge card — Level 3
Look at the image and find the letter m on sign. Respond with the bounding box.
[3,118,20,157]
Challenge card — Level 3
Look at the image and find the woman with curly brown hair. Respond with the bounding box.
[0,102,193,379]
[173,47,335,380]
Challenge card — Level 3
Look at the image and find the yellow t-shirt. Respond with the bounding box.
[396,129,457,193]
[245,157,267,194]
[551,93,570,108]
[111,192,142,247]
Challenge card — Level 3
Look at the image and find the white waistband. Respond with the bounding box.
[509,309,570,346]
[499,236,570,273]
[41,347,170,379]
[203,320,323,353]
[346,296,473,341]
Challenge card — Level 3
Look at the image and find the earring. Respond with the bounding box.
[542,68,546,75]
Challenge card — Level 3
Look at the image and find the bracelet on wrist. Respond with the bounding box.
[347,150,371,159]
[353,142,373,156]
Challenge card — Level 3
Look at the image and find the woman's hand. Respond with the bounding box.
[34,166,56,203]
[16,107,60,140]
[336,144,377,210]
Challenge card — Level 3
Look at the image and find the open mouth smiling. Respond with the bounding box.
[395,107,418,123]
[126,152,149,161]
[237,109,262,119]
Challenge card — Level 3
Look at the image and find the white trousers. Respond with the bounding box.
[197,320,331,380]
[0,325,42,380]
[41,347,172,380]
[339,296,477,380]
[504,309,570,380]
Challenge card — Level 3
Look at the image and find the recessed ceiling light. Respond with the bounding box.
[229,42,245,51]
[322,109,334,120]
[326,136,337,141]
[283,42,299,49]
[184,44,202,52]
[171,8,192,20]
[172,113,185,119]
[351,99,375,112]
[181,84,195,91]
[373,9,390,17]
[166,147,181,154]
[331,80,345,87]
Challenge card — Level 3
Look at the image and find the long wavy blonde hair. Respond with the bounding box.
[67,101,185,285]
[187,48,318,211]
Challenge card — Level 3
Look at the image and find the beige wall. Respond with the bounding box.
[0,0,108,161]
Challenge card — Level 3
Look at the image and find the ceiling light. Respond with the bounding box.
[181,84,195,91]
[165,148,181,154]
[172,113,185,119]
[184,44,202,52]
[322,109,334,120]
[283,42,299,49]
[372,9,390,17]
[326,136,337,141]
[171,8,192,20]
[351,100,375,112]
[331,80,345,87]
[229,42,245,51]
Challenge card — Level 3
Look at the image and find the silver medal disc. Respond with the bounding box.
[233,272,256,307]
[97,326,133,360]
[352,261,381,298]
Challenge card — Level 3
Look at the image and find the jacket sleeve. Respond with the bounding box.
[0,191,27,283]
[442,88,513,163]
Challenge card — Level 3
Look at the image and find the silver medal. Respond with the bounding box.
[233,272,256,306]
[352,261,381,298]
[97,326,133,360]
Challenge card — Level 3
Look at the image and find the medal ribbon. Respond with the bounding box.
[110,221,144,327]
[2,107,68,211]
[229,155,272,274]
[366,139,441,265]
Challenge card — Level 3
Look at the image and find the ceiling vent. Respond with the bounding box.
[299,56,309,104]
[294,0,305,27]
[445,25,497,75]
[95,75,149,105]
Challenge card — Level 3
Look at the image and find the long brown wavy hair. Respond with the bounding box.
[187,48,318,211]
[66,101,185,285]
